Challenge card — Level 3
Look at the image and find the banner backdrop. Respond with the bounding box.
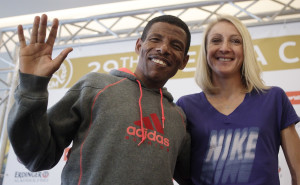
[4,22,300,185]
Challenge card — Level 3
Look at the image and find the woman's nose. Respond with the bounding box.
[219,41,231,53]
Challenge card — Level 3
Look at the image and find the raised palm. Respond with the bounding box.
[18,14,73,77]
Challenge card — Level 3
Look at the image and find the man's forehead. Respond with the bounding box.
[147,22,186,38]
[150,22,181,29]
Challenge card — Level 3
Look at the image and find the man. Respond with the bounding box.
[8,14,191,185]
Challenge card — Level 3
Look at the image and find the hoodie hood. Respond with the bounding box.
[110,68,174,102]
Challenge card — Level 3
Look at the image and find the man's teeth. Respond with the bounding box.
[218,58,232,61]
[152,58,167,66]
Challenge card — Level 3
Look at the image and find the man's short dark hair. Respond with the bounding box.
[141,15,191,56]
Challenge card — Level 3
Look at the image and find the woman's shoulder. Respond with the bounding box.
[250,86,287,101]
[179,92,204,100]
[177,92,205,107]
[251,86,285,95]
[266,86,286,95]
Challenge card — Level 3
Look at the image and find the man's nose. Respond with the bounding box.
[156,43,170,55]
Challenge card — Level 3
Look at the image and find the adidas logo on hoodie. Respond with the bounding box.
[125,113,169,150]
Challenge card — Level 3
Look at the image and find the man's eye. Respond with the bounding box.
[150,38,160,42]
[173,44,183,50]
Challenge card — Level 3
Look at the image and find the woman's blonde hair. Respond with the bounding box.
[195,15,269,94]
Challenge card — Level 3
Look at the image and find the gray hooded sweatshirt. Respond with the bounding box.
[8,68,191,185]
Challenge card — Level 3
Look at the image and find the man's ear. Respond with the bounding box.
[179,55,189,70]
[135,38,142,55]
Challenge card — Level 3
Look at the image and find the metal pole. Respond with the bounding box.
[0,45,19,181]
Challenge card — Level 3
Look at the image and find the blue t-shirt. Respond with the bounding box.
[177,87,300,185]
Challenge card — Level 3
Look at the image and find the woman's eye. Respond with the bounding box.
[211,38,221,43]
[232,39,241,44]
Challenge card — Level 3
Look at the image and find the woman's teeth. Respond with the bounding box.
[218,58,232,61]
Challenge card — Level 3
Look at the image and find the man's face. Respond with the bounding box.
[134,22,189,89]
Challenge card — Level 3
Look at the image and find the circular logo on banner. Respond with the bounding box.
[48,59,73,89]
[42,171,49,178]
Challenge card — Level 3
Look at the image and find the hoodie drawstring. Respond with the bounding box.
[136,80,166,146]
[136,80,146,146]
[160,88,165,128]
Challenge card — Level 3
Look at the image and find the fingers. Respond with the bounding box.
[30,14,54,44]
[17,25,26,48]
[53,47,73,69]
[46,18,59,47]
[37,14,48,43]
[30,16,40,44]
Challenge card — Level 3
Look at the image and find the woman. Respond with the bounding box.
[177,15,300,185]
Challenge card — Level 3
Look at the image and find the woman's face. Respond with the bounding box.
[206,21,244,79]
